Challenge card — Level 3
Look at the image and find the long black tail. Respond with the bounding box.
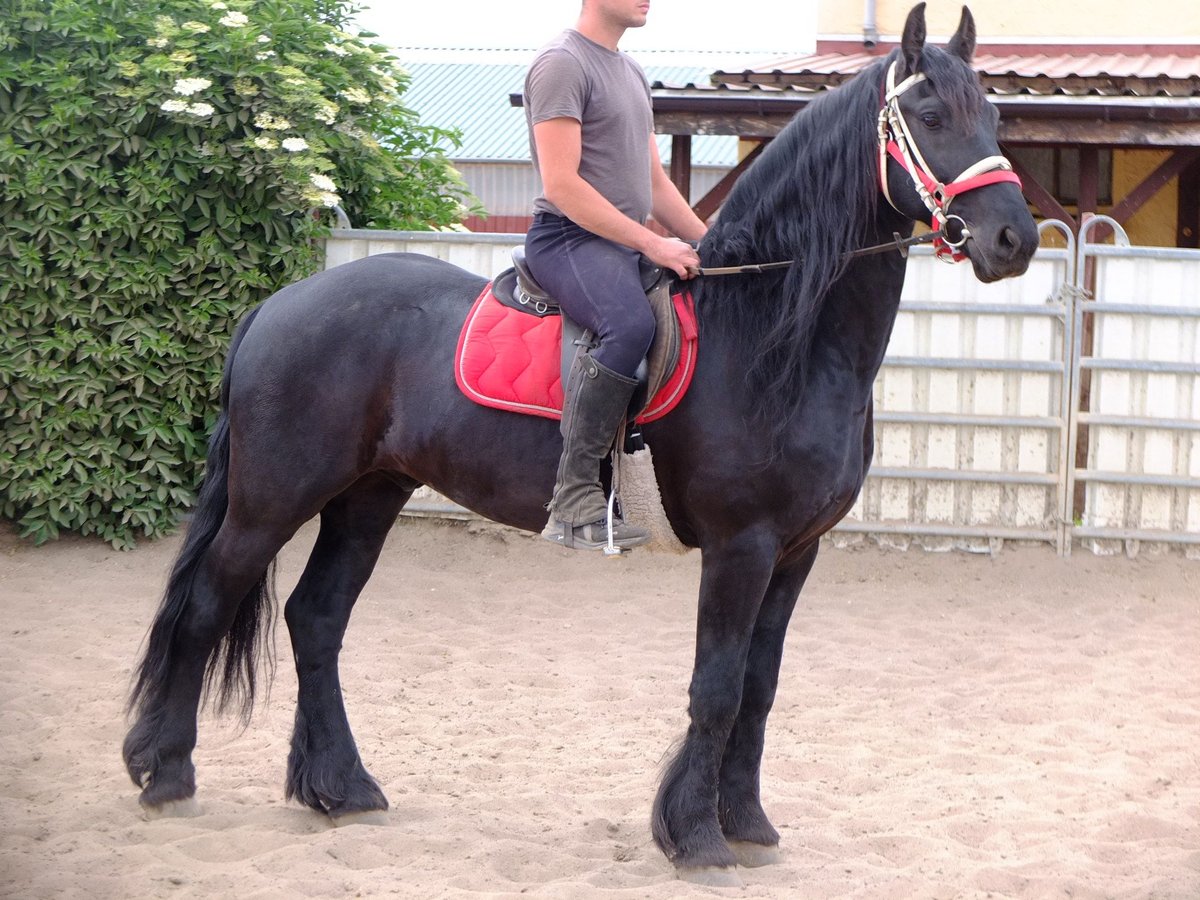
[127,305,276,726]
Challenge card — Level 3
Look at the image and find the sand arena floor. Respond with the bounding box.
[1,517,1197,898]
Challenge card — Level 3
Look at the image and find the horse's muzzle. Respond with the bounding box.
[966,217,1039,283]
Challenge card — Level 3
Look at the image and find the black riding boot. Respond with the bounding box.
[543,354,650,551]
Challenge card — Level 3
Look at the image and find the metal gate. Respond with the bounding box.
[1066,218,1200,557]
[322,223,1200,556]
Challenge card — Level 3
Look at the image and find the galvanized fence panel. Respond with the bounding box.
[840,221,1075,553]
[324,228,522,278]
[1069,218,1200,557]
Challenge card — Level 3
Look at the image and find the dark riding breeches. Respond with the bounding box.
[523,213,655,379]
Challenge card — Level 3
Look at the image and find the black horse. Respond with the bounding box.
[124,4,1037,884]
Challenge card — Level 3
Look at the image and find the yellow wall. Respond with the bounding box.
[820,0,1200,41]
[1110,151,1178,247]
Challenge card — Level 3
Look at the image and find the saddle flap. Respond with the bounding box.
[455,280,699,425]
[633,273,681,414]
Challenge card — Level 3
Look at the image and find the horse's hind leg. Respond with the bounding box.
[124,519,294,813]
[717,543,817,866]
[283,473,413,822]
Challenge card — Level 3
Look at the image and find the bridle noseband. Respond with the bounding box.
[877,60,1022,263]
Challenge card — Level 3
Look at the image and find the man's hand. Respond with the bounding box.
[646,235,701,280]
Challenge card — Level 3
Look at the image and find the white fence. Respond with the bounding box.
[323,222,1200,558]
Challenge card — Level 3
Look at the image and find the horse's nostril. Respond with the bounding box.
[998,225,1021,258]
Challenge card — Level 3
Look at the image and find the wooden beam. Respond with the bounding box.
[1109,148,1200,224]
[1077,147,1099,218]
[653,111,789,138]
[669,135,692,202]
[1178,157,1200,248]
[1091,148,1200,243]
[999,119,1200,147]
[691,140,768,222]
[653,114,1200,145]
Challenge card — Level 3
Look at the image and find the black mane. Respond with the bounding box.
[695,46,984,439]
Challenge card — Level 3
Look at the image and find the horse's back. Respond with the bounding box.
[263,252,485,323]
[220,251,556,530]
[230,253,484,374]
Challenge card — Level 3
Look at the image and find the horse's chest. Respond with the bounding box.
[778,417,872,534]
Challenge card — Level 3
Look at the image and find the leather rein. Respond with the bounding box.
[697,60,1022,279]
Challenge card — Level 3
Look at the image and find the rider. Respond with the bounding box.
[524,0,707,551]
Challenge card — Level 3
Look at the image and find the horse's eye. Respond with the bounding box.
[920,113,941,129]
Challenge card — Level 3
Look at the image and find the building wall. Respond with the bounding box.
[1112,150,1178,248]
[454,160,734,229]
[819,0,1197,42]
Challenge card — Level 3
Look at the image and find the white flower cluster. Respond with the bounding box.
[306,173,340,208]
[339,87,370,105]
[173,77,212,96]
[309,173,337,192]
[313,100,339,125]
[161,99,215,118]
[138,9,395,218]
[254,112,291,130]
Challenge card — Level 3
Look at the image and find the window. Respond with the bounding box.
[1007,147,1113,207]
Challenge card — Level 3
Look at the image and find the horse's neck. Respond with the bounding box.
[809,262,906,397]
[809,212,913,387]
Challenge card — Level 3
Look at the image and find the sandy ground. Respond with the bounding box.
[1,516,1198,899]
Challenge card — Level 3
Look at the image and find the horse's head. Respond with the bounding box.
[880,3,1038,282]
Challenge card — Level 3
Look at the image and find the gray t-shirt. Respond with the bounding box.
[524,29,653,223]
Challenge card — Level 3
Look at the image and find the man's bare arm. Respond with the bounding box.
[533,117,700,278]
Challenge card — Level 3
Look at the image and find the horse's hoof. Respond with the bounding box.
[727,839,781,867]
[143,796,202,820]
[331,809,389,827]
[676,865,742,887]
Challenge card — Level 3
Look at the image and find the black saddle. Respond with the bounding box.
[491,247,678,424]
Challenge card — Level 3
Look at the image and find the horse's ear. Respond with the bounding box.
[947,6,977,63]
[900,3,927,78]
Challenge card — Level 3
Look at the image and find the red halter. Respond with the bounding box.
[877,61,1023,263]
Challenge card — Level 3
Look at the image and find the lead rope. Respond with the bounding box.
[605,419,628,556]
[694,229,944,277]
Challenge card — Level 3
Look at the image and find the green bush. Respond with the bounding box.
[0,0,476,547]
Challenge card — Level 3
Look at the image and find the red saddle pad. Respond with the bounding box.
[454,283,697,423]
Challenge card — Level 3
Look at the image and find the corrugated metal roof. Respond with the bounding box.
[714,49,1200,97]
[400,59,739,165]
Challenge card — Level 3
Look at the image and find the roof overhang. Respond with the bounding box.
[648,88,1200,147]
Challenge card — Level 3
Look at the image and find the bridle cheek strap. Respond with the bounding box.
[878,61,1023,263]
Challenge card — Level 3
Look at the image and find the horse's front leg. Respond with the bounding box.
[718,542,818,866]
[284,476,412,822]
[651,529,778,883]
